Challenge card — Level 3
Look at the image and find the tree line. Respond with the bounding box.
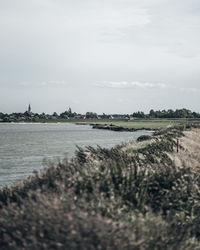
[0,107,200,122]
[132,109,200,119]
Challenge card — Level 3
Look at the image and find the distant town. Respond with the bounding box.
[0,105,200,122]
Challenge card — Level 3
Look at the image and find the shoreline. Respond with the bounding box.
[0,121,155,132]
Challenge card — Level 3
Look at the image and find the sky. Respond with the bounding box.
[0,0,200,114]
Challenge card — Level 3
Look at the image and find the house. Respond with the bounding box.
[74,114,86,119]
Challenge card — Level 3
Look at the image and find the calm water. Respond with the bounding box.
[0,123,152,187]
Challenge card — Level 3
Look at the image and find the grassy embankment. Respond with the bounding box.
[76,118,200,131]
[0,123,200,249]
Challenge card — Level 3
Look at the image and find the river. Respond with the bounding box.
[0,123,152,187]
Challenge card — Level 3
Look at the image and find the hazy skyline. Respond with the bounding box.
[0,0,200,114]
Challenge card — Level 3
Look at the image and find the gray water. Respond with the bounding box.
[0,123,152,187]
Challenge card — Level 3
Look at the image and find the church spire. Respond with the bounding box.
[28,104,31,112]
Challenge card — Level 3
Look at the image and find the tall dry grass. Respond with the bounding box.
[0,124,200,249]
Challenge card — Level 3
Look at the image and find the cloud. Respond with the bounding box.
[95,81,169,89]
[180,87,199,93]
[19,81,67,88]
[0,0,200,113]
[39,81,67,87]
[113,0,200,58]
[95,81,200,95]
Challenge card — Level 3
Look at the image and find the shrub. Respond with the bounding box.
[137,135,152,142]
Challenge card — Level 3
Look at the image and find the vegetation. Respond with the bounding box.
[136,135,152,142]
[1,107,200,123]
[0,124,200,249]
[60,107,77,118]
[85,112,99,119]
[90,120,181,131]
[83,119,200,132]
[133,108,200,119]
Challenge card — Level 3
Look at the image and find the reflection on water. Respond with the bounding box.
[0,123,152,187]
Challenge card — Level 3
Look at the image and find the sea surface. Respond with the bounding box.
[0,123,152,187]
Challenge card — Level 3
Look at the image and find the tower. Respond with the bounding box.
[28,104,31,113]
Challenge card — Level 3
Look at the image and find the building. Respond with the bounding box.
[28,104,31,113]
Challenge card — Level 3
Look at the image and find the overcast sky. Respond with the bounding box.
[0,0,200,114]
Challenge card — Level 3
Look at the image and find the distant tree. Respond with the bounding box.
[68,107,72,114]
[149,109,155,118]
[132,111,145,118]
[174,109,188,118]
[101,113,109,119]
[192,112,200,118]
[147,108,200,119]
[52,112,58,117]
[60,108,76,118]
[86,112,98,119]
[24,111,31,117]
[167,109,174,118]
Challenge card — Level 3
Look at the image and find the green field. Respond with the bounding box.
[75,118,199,130]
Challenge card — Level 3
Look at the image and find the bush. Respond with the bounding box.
[137,135,152,142]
